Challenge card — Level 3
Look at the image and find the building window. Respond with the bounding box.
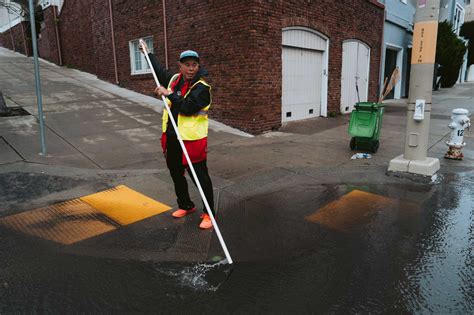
[129,37,153,75]
[453,4,465,35]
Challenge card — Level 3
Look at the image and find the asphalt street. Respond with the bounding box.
[0,47,473,313]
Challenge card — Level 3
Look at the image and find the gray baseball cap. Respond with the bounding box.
[179,50,200,62]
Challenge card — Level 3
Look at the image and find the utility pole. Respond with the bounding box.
[388,0,440,176]
[28,0,46,155]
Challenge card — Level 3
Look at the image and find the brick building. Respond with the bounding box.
[1,0,385,134]
[0,20,32,57]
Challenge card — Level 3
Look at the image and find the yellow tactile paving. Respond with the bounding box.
[0,185,171,245]
[306,190,419,232]
[0,199,117,245]
[80,185,171,226]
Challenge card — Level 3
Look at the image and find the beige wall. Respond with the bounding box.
[466,3,474,22]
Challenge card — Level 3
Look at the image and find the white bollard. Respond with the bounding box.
[445,108,470,160]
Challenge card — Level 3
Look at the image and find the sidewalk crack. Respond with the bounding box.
[43,124,103,169]
[0,136,25,161]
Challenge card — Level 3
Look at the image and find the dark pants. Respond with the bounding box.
[165,134,215,216]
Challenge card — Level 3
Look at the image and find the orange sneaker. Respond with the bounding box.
[172,207,196,218]
[199,214,213,229]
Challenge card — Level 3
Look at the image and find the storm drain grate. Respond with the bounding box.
[0,106,31,117]
[173,214,213,254]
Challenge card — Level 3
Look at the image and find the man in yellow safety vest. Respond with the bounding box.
[140,42,214,229]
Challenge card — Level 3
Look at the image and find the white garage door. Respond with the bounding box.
[340,40,370,113]
[282,47,323,122]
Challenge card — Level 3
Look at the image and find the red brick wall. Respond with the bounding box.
[106,0,167,95]
[169,0,383,134]
[0,22,32,56]
[0,30,13,50]
[37,21,51,60]
[107,0,383,134]
[110,0,256,107]
[90,0,117,84]
[38,6,60,64]
[57,0,96,74]
[243,0,385,133]
[106,0,271,132]
[279,0,384,118]
[2,0,384,134]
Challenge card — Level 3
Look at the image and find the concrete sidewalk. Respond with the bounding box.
[1,47,473,173]
[0,48,249,170]
[1,46,473,263]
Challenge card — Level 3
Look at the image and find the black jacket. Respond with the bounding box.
[148,53,211,136]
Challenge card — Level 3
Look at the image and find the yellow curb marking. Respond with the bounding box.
[0,185,171,245]
[305,190,420,232]
[80,185,171,226]
[0,199,116,245]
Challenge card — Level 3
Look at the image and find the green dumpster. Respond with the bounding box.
[348,102,385,153]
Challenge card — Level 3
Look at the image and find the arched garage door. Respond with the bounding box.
[282,28,328,122]
[340,40,370,113]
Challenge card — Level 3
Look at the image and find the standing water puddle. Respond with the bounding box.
[0,173,472,313]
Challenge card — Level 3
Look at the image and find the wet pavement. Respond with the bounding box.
[0,170,472,313]
[1,47,473,313]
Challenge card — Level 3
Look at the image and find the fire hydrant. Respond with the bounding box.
[445,108,470,160]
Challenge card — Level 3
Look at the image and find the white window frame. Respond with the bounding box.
[453,4,465,35]
[129,37,153,75]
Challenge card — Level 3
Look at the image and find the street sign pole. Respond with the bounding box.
[28,0,46,155]
[388,0,440,176]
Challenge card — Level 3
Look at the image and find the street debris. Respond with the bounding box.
[351,153,372,159]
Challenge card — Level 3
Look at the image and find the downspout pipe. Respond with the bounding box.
[450,1,455,25]
[108,0,119,84]
[20,21,28,55]
[7,9,16,51]
[162,0,168,68]
[52,5,62,65]
[378,9,387,100]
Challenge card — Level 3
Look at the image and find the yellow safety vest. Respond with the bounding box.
[162,73,211,140]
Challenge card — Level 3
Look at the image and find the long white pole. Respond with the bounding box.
[141,40,232,264]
